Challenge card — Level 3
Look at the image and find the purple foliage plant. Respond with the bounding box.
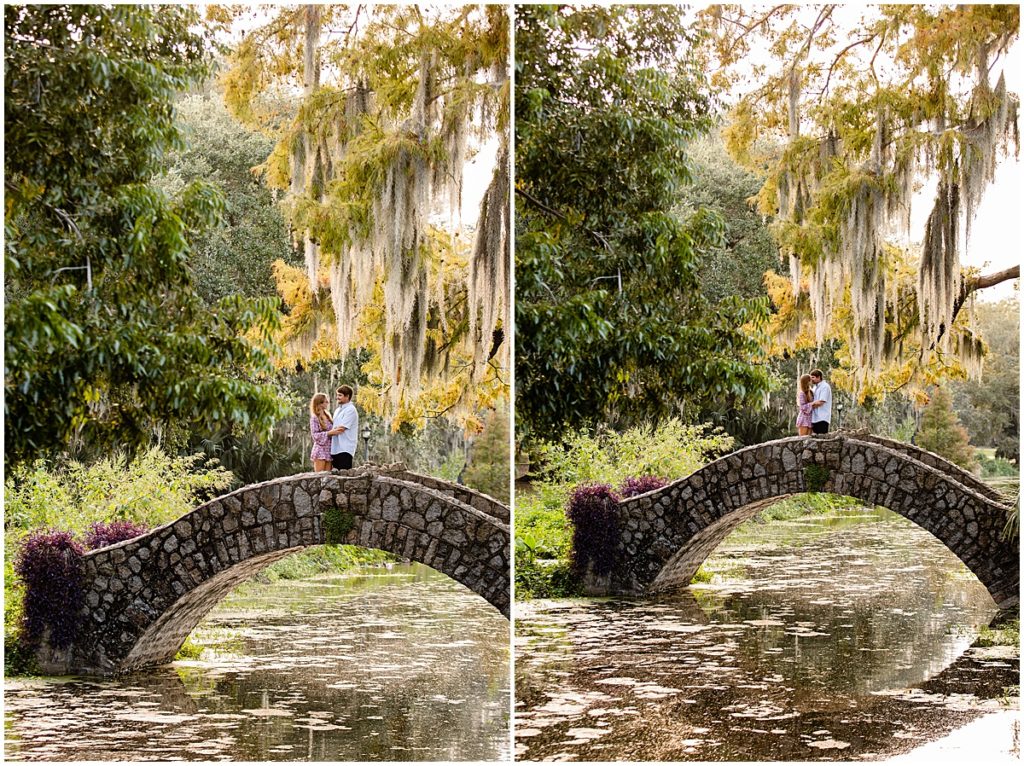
[619,475,668,499]
[565,483,621,577]
[13,530,85,649]
[83,520,149,550]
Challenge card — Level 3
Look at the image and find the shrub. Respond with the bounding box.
[5,449,233,535]
[565,484,621,577]
[534,419,733,489]
[82,520,150,550]
[619,475,668,498]
[14,531,85,650]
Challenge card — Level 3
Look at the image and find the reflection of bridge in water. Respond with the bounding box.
[35,467,509,676]
[583,433,1018,609]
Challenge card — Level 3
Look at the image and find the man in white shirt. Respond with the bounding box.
[809,369,832,434]
[328,385,359,469]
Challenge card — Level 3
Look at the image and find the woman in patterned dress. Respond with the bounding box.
[796,374,814,436]
[309,392,334,471]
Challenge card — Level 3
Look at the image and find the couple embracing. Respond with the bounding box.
[796,369,832,436]
[309,386,360,471]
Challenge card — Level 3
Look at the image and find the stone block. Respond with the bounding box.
[294,489,313,518]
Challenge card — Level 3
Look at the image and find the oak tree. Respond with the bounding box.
[222,5,510,430]
[516,5,772,437]
[703,4,1019,395]
[4,5,287,468]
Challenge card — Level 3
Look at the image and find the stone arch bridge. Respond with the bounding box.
[37,467,509,676]
[589,434,1017,609]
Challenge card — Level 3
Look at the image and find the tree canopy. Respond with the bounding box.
[4,5,287,468]
[156,93,296,304]
[703,4,1020,396]
[951,298,1019,461]
[222,4,510,431]
[515,5,772,438]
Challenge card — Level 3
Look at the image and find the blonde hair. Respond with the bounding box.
[799,374,812,399]
[310,393,331,427]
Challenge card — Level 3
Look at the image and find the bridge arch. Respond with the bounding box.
[36,469,509,676]
[597,435,1017,609]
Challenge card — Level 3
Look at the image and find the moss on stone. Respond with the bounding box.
[804,463,830,493]
[324,507,356,545]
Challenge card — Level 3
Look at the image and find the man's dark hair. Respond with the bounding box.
[809,369,824,379]
[337,385,353,398]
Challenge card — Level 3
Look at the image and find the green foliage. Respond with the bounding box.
[1002,501,1019,547]
[515,419,730,598]
[437,452,465,483]
[917,387,979,472]
[323,507,356,545]
[532,419,734,490]
[515,5,772,437]
[241,546,395,584]
[463,406,510,503]
[978,453,1019,479]
[193,422,306,488]
[804,463,830,493]
[755,493,863,523]
[157,94,297,303]
[975,617,1020,648]
[4,621,38,677]
[4,447,231,673]
[690,566,714,584]
[4,5,288,469]
[5,449,233,537]
[680,135,780,305]
[174,636,204,661]
[514,485,574,561]
[952,299,1020,462]
[515,544,582,600]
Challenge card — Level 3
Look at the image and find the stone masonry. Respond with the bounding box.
[593,434,1018,609]
[35,468,510,676]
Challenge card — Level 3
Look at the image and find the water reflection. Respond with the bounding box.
[6,564,510,762]
[515,507,1015,761]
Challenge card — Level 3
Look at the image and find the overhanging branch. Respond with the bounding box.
[934,264,1020,348]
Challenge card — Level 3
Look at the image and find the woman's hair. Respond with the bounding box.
[799,374,812,397]
[307,395,331,430]
[310,392,328,417]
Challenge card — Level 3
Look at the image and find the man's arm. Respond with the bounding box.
[813,384,832,409]
[327,406,347,436]
[330,405,357,436]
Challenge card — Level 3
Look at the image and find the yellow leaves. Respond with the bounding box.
[721,100,760,170]
[763,270,818,355]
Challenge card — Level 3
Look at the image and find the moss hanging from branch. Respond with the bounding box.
[710,5,1019,395]
[228,5,509,427]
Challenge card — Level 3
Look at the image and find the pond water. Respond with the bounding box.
[5,564,510,762]
[515,506,1019,761]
